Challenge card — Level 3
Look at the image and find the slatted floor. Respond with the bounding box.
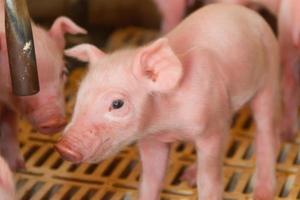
[15,27,300,200]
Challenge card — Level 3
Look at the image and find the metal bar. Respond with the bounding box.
[5,0,39,96]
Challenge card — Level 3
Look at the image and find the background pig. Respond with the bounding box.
[0,0,87,170]
[207,0,279,14]
[153,0,195,33]
[56,4,280,200]
[152,0,274,33]
[0,155,16,200]
[209,0,300,141]
[277,0,300,141]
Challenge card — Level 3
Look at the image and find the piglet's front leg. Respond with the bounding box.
[138,138,170,200]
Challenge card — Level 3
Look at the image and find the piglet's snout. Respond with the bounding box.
[55,139,83,163]
[39,117,67,134]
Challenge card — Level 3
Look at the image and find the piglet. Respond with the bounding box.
[0,0,87,170]
[277,0,300,141]
[209,0,300,141]
[153,0,195,33]
[0,155,16,200]
[56,4,280,200]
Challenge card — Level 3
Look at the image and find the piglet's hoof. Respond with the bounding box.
[280,121,298,142]
[180,164,197,187]
[7,156,26,172]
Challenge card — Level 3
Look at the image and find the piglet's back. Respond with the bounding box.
[166,3,279,111]
[167,4,275,68]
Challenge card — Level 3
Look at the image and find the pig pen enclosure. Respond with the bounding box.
[10,0,300,199]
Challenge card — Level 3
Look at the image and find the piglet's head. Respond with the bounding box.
[18,17,87,135]
[55,38,183,163]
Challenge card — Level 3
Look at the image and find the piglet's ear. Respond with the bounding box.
[49,16,87,49]
[65,44,105,64]
[133,38,183,92]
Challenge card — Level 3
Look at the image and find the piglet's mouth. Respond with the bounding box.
[84,138,115,163]
[88,137,138,163]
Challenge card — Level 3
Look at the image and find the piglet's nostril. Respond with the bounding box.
[55,140,83,163]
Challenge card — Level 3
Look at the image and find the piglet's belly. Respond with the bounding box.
[230,89,257,112]
[150,130,200,143]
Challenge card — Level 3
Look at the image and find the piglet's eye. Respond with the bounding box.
[111,99,124,110]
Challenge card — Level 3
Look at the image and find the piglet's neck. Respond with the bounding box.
[143,93,186,138]
[143,57,204,141]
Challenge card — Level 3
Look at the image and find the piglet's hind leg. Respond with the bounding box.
[195,127,228,200]
[250,83,280,200]
[281,59,300,141]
